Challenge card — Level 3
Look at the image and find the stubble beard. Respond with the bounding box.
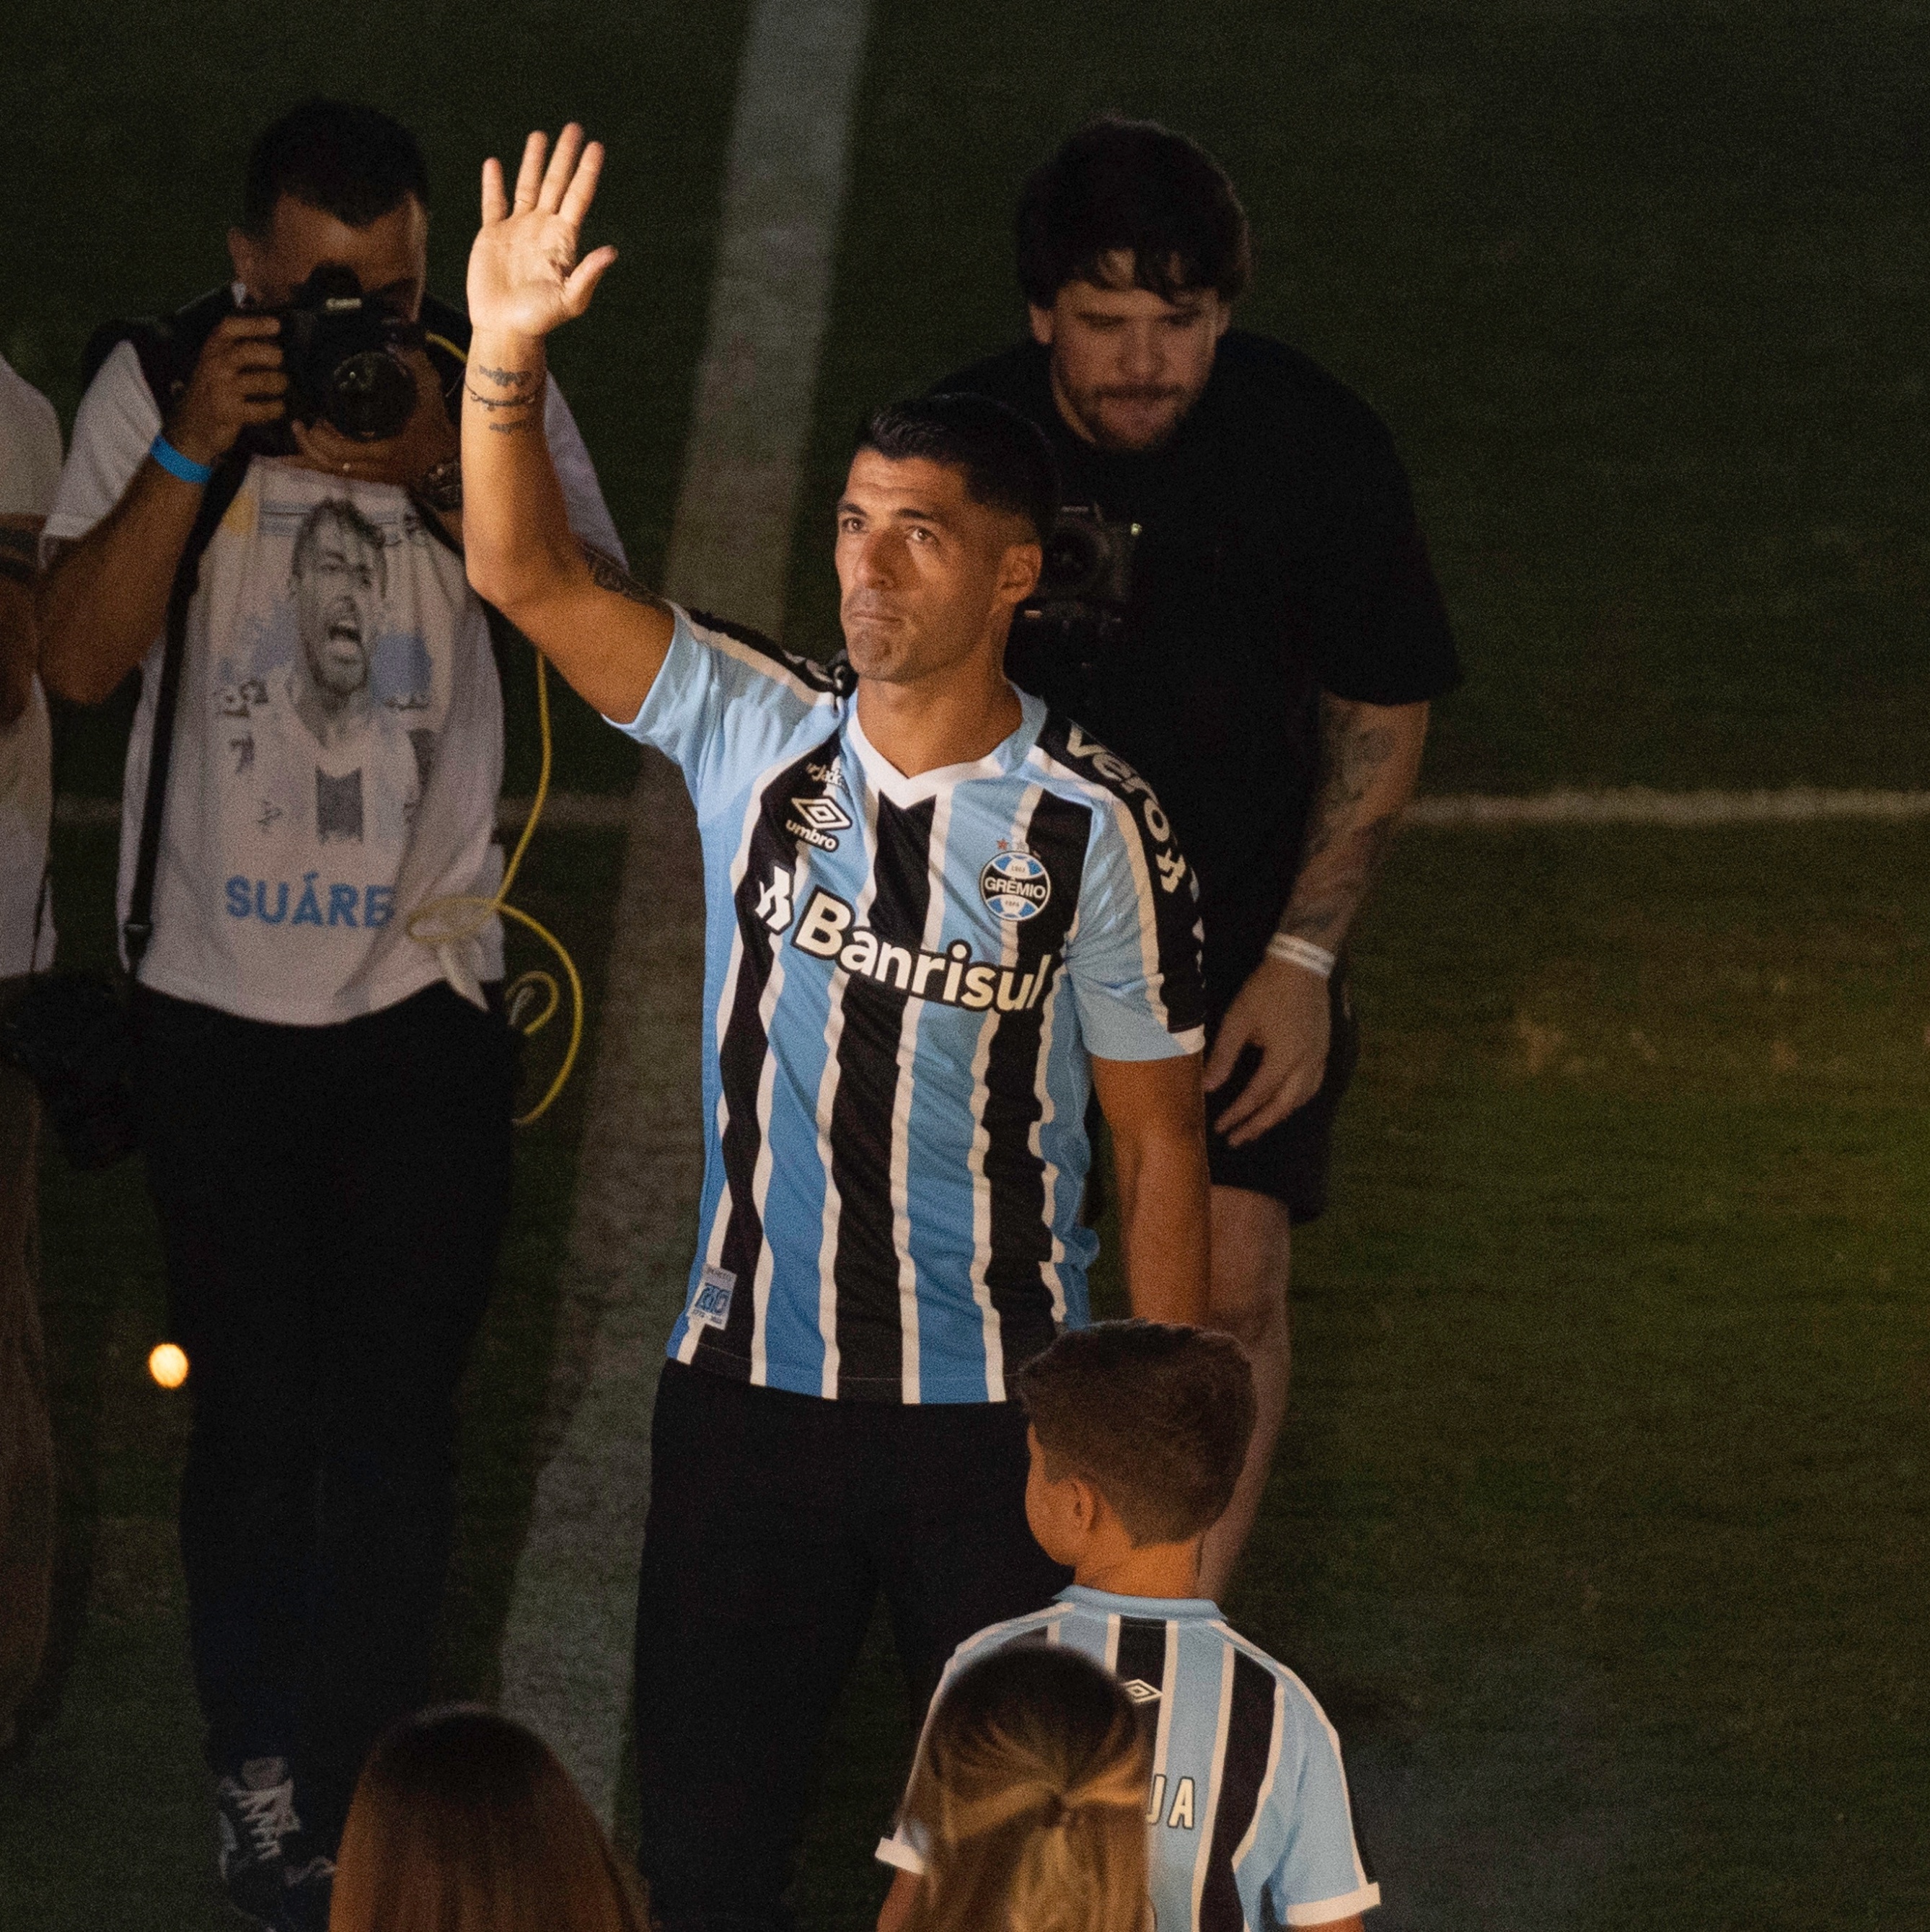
[1053,361,1199,455]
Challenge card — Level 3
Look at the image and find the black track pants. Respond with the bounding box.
[633,1359,1070,1932]
[136,981,515,1853]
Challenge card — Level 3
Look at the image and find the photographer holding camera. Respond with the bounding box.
[38,100,621,1930]
[941,120,1461,1598]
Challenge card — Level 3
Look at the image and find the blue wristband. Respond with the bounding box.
[149,433,216,487]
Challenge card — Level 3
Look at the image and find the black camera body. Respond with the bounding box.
[1011,504,1142,676]
[253,266,422,446]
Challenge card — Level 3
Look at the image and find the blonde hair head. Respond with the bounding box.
[902,1647,1151,1932]
[328,1705,649,1932]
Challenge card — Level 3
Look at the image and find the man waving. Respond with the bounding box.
[462,129,1210,1932]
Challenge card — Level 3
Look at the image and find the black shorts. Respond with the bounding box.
[1205,962,1360,1222]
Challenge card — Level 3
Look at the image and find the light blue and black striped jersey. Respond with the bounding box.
[879,1587,1380,1929]
[614,609,1205,1405]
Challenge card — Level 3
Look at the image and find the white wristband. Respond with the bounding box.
[1267,933,1336,979]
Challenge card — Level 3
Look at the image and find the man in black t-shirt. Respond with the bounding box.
[939,119,1460,1596]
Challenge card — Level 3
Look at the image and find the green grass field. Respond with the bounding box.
[1,4,1926,1930]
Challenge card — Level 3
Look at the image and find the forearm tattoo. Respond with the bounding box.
[581,541,668,612]
[464,358,547,431]
[1277,697,1404,950]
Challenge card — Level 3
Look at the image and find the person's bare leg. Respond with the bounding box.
[1198,1186,1292,1602]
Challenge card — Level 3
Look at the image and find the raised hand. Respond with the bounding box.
[468,125,617,340]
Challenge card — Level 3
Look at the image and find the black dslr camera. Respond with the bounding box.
[254,265,423,445]
[1011,504,1142,678]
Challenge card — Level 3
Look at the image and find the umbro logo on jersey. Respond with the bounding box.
[1121,1678,1162,1705]
[790,795,850,832]
[785,793,852,851]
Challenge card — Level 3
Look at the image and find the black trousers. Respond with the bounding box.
[135,981,515,1853]
[633,1359,1071,1932]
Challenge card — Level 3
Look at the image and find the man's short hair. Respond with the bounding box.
[1018,1320,1257,1547]
[291,497,388,591]
[855,394,1060,548]
[243,99,431,237]
[1016,118,1252,309]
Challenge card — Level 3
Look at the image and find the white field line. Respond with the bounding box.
[490,0,873,1831]
[1405,786,1930,827]
[55,785,1930,835]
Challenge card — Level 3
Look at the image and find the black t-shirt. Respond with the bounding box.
[940,332,1460,1001]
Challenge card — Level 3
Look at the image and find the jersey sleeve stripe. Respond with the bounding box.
[1282,1885,1382,1926]
[1032,719,1207,1042]
[684,606,852,704]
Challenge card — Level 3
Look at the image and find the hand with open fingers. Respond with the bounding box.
[165,313,287,470]
[288,346,459,488]
[1203,954,1332,1147]
[469,124,617,340]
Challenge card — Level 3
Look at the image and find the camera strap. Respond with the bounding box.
[121,445,250,969]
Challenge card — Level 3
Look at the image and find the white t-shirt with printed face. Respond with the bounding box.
[43,338,622,1025]
[0,354,62,978]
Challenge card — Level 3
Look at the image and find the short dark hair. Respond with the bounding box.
[1016,118,1251,309]
[291,497,387,589]
[855,394,1059,547]
[243,99,430,238]
[1018,1321,1256,1547]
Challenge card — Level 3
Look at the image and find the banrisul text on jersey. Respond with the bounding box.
[616,609,1204,1406]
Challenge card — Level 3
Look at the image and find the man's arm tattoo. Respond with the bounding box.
[581,541,669,612]
[1277,697,1406,949]
[473,363,539,389]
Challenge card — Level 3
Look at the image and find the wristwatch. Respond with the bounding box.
[415,454,464,513]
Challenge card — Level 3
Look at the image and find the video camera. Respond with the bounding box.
[1010,504,1142,679]
[249,265,423,449]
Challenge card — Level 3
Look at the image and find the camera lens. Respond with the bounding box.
[1041,521,1101,596]
[327,350,417,442]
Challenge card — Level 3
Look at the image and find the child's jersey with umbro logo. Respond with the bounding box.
[879,1587,1380,1929]
[614,609,1205,1406]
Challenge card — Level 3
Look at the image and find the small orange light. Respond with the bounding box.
[148,1342,189,1389]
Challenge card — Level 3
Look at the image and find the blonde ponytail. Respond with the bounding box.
[902,1648,1152,1932]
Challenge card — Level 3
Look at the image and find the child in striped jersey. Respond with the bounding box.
[878,1323,1380,1932]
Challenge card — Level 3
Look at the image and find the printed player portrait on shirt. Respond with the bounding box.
[205,472,464,934]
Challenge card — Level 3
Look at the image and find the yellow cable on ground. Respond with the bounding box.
[404,649,584,1126]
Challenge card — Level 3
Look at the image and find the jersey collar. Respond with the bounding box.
[844,687,1047,808]
[1057,1583,1223,1620]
